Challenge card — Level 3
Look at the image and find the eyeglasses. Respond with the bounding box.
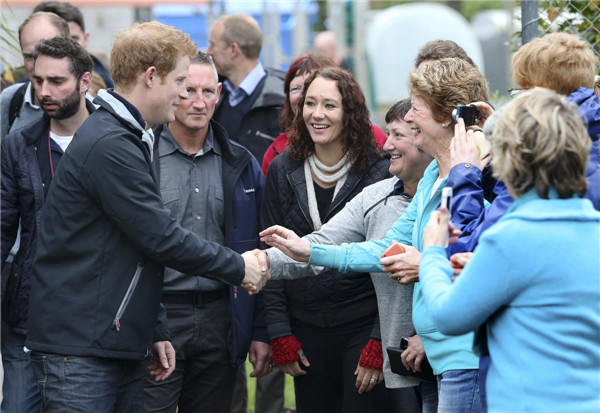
[508,88,522,97]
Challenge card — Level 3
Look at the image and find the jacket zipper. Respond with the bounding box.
[113,263,143,332]
[286,175,312,226]
[255,130,276,141]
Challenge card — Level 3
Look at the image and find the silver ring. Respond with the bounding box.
[370,376,378,383]
[299,353,306,360]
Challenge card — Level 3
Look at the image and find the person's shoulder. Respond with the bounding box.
[267,148,296,173]
[260,68,285,100]
[264,67,285,81]
[364,176,397,193]
[0,82,26,106]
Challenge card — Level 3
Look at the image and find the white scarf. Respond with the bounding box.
[303,153,351,230]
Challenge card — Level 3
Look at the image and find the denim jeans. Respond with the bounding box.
[1,325,42,413]
[30,352,144,413]
[417,380,439,413]
[437,369,481,413]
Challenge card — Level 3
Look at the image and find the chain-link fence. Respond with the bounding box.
[522,0,600,56]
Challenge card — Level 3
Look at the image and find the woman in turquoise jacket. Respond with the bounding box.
[420,88,600,412]
[262,58,489,413]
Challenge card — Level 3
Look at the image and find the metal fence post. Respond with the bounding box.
[521,0,539,45]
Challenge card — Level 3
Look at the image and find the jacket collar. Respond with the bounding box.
[94,89,155,159]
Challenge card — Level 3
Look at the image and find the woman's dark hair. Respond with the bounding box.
[288,66,376,172]
[385,98,412,123]
[280,53,334,131]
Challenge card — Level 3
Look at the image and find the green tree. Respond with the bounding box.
[1,0,21,67]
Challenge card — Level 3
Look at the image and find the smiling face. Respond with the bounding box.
[146,55,190,126]
[384,118,433,183]
[404,94,448,156]
[33,55,84,120]
[302,76,344,150]
[173,63,221,133]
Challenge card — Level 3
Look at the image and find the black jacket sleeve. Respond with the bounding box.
[261,157,294,339]
[80,130,246,285]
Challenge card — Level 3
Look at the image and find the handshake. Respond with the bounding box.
[240,249,271,294]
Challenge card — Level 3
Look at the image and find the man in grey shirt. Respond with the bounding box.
[144,51,271,412]
[261,99,439,411]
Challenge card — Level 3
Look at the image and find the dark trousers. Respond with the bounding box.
[1,324,42,413]
[30,352,144,413]
[143,294,237,413]
[292,318,394,413]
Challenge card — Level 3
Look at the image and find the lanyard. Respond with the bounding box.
[48,131,55,178]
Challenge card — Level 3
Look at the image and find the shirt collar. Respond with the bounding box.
[390,179,413,199]
[159,124,221,158]
[24,82,40,109]
[223,62,266,98]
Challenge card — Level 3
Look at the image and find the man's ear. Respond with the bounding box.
[230,42,241,59]
[82,32,90,48]
[80,71,92,94]
[144,66,157,88]
[215,82,222,103]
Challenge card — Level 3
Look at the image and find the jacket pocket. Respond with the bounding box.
[2,261,23,326]
[113,263,143,332]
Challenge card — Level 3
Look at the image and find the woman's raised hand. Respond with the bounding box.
[260,225,312,262]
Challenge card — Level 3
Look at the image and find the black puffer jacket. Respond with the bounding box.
[262,148,390,339]
[1,100,96,334]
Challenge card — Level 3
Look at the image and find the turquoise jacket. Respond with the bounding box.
[309,160,479,374]
[419,189,600,412]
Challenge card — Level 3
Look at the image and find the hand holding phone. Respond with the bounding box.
[440,187,453,247]
[381,243,406,258]
[441,187,453,211]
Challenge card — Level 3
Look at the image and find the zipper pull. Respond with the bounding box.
[234,287,238,299]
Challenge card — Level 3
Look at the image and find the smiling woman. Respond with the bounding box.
[261,67,393,412]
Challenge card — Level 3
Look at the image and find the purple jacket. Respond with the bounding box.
[447,87,600,254]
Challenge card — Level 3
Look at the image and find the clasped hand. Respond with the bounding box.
[241,249,270,294]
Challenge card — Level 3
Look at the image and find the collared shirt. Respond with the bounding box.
[158,125,226,292]
[23,82,41,110]
[223,62,266,107]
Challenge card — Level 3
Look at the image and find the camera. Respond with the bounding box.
[453,104,479,126]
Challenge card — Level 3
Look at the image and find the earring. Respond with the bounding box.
[441,123,446,127]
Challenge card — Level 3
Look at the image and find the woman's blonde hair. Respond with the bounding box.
[512,33,597,96]
[491,87,590,199]
[111,21,197,93]
[408,58,489,123]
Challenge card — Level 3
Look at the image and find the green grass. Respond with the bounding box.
[245,360,296,412]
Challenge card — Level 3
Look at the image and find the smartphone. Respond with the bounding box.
[453,104,480,126]
[441,187,453,248]
[400,336,410,350]
[381,243,406,258]
[441,187,453,211]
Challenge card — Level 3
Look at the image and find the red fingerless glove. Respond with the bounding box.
[271,335,303,366]
[358,338,384,370]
